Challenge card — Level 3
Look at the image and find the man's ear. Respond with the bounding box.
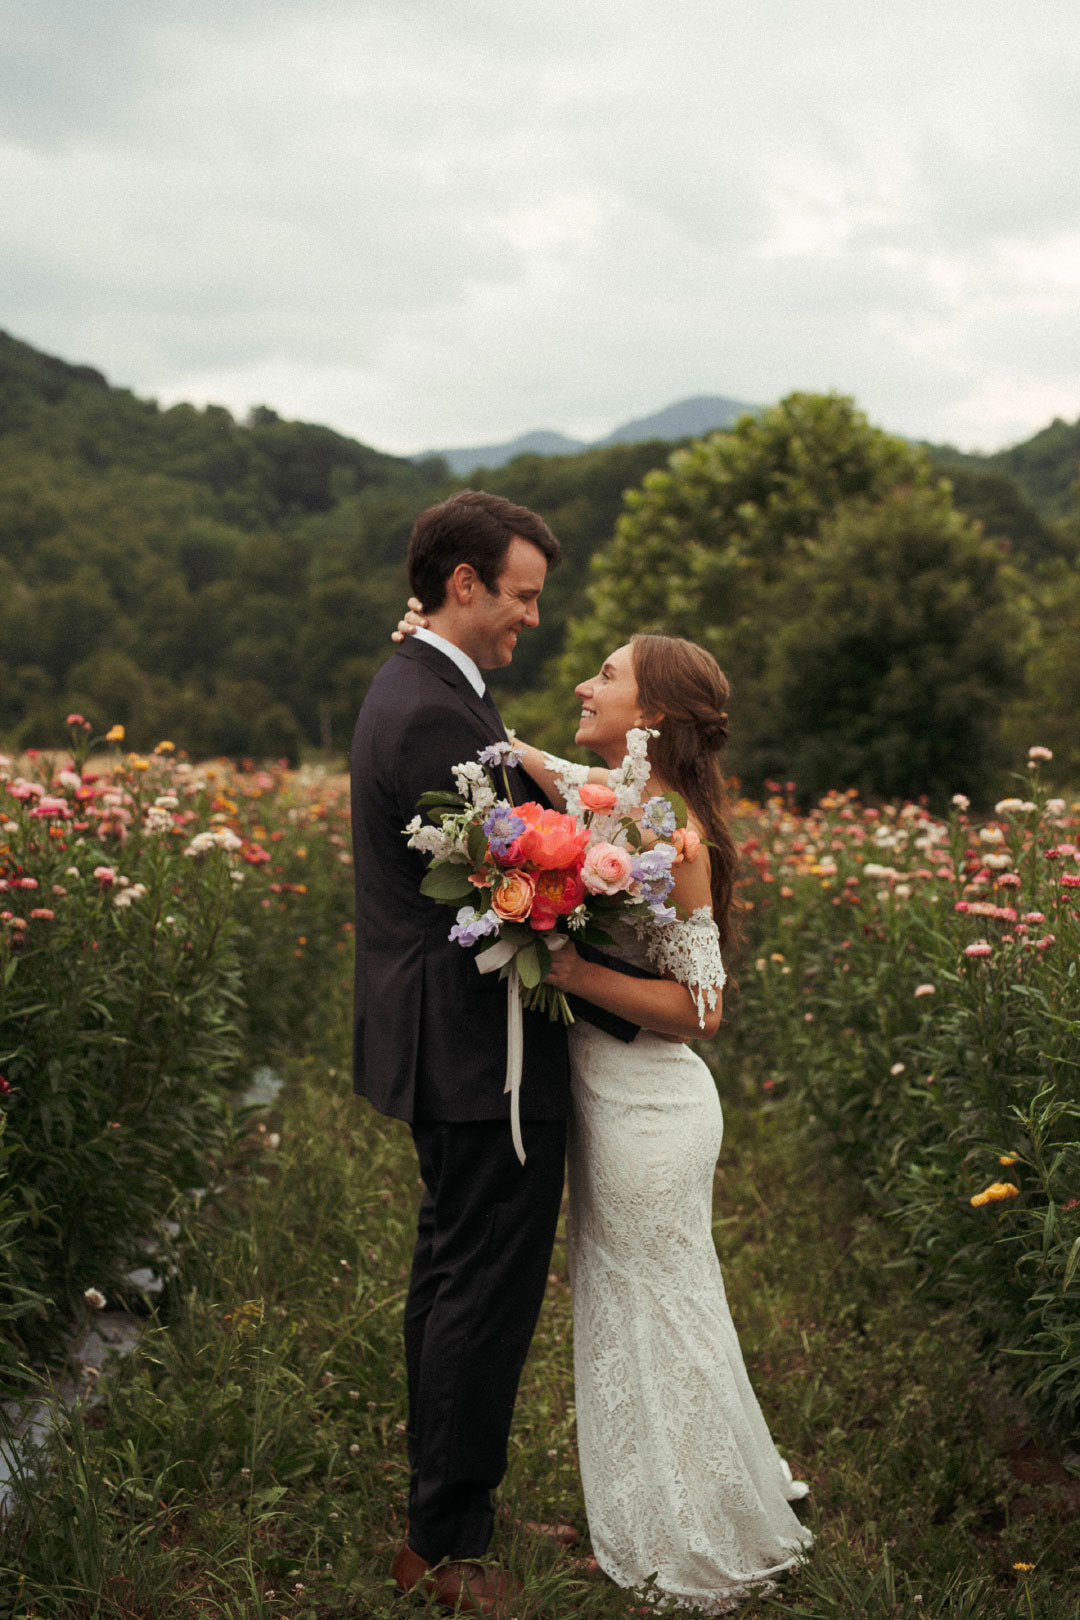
[449,563,478,605]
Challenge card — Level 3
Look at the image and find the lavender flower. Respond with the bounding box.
[478,741,523,769]
[448,906,501,947]
[640,796,677,837]
[483,802,526,856]
[631,845,677,905]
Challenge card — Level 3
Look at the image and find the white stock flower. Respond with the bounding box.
[951,794,970,810]
[978,826,1005,845]
[982,853,1013,869]
[405,819,458,859]
[84,1287,107,1309]
[451,760,496,810]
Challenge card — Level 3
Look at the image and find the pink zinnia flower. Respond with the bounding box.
[1028,745,1052,761]
[29,908,55,921]
[965,940,992,957]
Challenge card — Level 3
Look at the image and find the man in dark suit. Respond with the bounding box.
[350,490,570,1614]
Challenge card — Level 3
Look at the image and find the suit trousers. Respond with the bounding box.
[404,1116,567,1563]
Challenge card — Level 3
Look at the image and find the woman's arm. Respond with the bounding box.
[545,945,723,1040]
[513,739,607,811]
[545,834,724,1041]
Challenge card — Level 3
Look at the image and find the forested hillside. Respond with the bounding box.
[2,329,1078,796]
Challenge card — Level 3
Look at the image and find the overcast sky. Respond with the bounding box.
[3,0,1079,457]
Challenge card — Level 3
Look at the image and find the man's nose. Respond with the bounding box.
[523,600,540,627]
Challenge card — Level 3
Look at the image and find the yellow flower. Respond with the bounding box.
[970,1182,1020,1208]
[106,724,125,743]
[998,1153,1019,1166]
[154,740,175,754]
[769,951,785,962]
[1013,1562,1034,1573]
[130,757,151,771]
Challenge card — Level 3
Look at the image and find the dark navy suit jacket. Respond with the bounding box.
[349,637,571,1123]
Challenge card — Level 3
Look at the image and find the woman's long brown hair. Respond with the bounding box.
[630,634,738,957]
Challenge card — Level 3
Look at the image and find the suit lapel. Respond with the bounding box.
[394,638,508,743]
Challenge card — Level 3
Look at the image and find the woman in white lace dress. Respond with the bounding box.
[517,634,812,1615]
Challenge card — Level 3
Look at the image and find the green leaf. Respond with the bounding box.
[415,790,468,810]
[419,865,474,902]
[620,817,643,849]
[575,925,615,948]
[517,943,543,989]
[467,823,489,867]
[667,791,688,830]
[1063,1237,1080,1295]
[533,938,552,980]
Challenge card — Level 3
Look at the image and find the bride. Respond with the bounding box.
[397,612,812,1613]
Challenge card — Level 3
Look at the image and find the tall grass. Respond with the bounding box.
[3,1017,1078,1617]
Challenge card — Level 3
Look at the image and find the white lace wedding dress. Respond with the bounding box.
[565,909,812,1613]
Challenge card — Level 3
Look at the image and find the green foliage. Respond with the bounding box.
[0,738,354,1379]
[551,396,1028,805]
[4,1058,1077,1616]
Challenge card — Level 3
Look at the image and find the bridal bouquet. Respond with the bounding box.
[404,728,693,1016]
[404,728,693,1162]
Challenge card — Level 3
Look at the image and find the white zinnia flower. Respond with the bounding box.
[84,1287,107,1309]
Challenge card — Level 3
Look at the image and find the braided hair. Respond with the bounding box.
[630,634,738,956]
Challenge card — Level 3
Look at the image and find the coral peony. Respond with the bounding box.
[530,867,586,930]
[513,802,590,870]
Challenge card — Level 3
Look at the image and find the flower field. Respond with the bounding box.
[0,721,352,1381]
[733,750,1080,1447]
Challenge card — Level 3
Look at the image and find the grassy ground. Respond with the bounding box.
[2,1011,1078,1618]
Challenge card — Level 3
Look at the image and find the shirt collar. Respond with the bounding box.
[411,626,486,698]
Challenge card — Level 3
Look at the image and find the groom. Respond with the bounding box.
[350,490,571,1614]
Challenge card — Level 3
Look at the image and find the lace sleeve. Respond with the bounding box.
[640,906,726,1030]
[541,752,591,819]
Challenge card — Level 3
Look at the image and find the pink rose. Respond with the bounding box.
[491,869,536,922]
[582,842,634,896]
[578,783,618,814]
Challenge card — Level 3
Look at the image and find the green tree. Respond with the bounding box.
[537,395,1024,803]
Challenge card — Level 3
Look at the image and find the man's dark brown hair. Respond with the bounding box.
[406,489,560,611]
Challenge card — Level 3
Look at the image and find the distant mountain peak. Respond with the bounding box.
[416,393,758,476]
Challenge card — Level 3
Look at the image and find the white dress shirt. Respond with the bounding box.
[411,626,486,699]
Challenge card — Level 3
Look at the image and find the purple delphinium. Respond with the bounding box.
[478,741,523,769]
[448,905,501,947]
[483,802,526,857]
[640,796,677,837]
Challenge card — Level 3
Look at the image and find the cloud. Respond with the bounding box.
[2,0,1079,453]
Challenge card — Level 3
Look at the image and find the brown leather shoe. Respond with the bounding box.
[392,1542,523,1616]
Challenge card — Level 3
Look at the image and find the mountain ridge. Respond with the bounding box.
[416,394,758,476]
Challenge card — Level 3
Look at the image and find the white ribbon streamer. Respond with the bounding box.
[475,933,567,1166]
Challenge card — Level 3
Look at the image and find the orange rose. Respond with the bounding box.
[492,868,536,922]
[578,782,618,814]
[514,802,590,870]
[530,867,585,930]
